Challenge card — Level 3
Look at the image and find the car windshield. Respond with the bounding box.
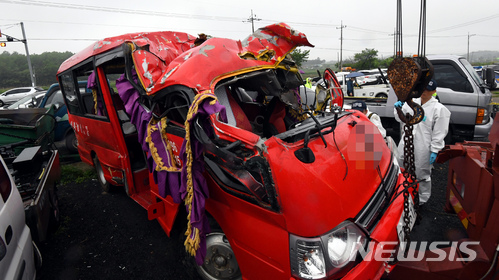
[46,90,65,105]
[460,58,484,86]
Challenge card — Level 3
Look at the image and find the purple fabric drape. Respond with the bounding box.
[180,94,225,265]
[115,72,181,202]
[116,70,229,265]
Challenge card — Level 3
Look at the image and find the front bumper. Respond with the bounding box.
[342,174,406,280]
[474,117,494,138]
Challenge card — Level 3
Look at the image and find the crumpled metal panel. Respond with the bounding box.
[138,22,313,96]
[58,31,197,74]
[59,23,312,97]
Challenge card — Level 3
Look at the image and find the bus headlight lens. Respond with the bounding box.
[327,221,366,268]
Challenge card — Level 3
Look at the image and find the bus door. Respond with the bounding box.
[97,55,150,201]
[59,59,139,195]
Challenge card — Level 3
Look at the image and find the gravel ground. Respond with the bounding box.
[36,160,200,280]
[36,158,464,280]
[410,161,468,244]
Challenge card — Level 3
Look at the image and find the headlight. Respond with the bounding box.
[290,221,367,279]
[293,239,326,279]
[327,221,366,268]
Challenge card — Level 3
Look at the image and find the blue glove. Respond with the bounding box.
[430,152,437,164]
[394,101,404,108]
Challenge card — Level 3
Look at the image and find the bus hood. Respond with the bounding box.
[264,112,393,237]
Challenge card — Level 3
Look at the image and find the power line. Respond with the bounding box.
[0,18,244,35]
[0,0,243,22]
[428,13,499,34]
[0,0,345,30]
[243,10,261,33]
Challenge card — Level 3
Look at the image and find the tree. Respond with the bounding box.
[290,48,310,67]
[0,51,73,88]
[378,57,394,68]
[353,48,379,70]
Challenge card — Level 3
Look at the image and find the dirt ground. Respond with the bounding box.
[36,158,464,280]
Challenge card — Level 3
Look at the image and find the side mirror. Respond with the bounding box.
[323,68,344,111]
[485,68,496,89]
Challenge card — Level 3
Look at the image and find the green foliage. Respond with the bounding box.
[379,57,394,68]
[290,48,310,67]
[353,48,379,70]
[60,164,96,185]
[0,51,74,88]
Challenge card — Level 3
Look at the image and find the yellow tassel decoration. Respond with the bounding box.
[182,90,218,257]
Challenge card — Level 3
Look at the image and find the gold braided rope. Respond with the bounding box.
[288,107,309,121]
[183,90,218,257]
[92,89,98,114]
[146,117,181,172]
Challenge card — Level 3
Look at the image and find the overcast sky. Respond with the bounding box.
[0,0,498,62]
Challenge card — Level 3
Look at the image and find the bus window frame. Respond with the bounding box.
[59,58,110,122]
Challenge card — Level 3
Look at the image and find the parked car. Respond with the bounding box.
[3,92,46,110]
[38,82,87,154]
[0,154,38,280]
[0,87,44,107]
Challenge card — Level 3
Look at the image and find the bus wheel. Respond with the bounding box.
[65,131,78,154]
[195,231,242,280]
[93,156,110,192]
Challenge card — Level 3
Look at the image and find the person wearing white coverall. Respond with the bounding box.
[394,79,451,205]
[351,100,387,138]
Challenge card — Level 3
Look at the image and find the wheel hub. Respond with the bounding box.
[198,232,240,280]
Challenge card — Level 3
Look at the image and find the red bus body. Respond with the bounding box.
[56,23,409,280]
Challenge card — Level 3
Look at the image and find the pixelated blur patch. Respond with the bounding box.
[347,122,384,170]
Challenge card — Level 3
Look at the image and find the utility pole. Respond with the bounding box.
[0,22,35,86]
[389,28,397,57]
[467,32,476,61]
[21,22,35,86]
[336,21,347,71]
[244,10,261,33]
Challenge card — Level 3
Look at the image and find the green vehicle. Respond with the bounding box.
[0,106,55,155]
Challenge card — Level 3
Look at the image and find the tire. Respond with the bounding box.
[375,93,388,99]
[65,131,78,154]
[195,216,241,280]
[32,241,43,271]
[93,155,111,192]
[444,126,454,145]
[176,211,242,280]
[48,184,60,232]
[0,100,4,107]
[195,230,242,280]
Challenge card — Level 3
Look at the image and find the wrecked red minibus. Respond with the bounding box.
[56,23,413,280]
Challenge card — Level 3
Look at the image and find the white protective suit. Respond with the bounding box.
[366,109,386,139]
[394,97,451,204]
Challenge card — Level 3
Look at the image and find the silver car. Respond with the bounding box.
[0,87,44,107]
